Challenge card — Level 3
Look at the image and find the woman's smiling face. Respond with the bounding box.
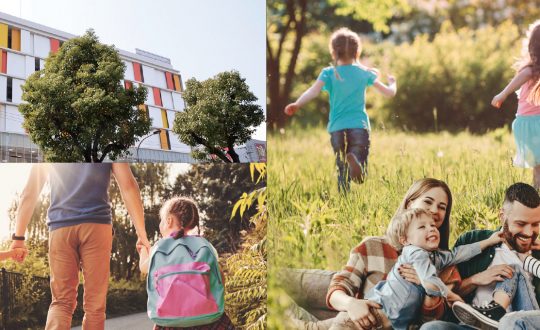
[407,187,448,229]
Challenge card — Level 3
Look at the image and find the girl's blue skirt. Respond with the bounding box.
[513,115,540,168]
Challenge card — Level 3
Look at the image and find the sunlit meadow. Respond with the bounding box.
[268,125,528,329]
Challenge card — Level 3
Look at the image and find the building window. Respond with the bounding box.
[7,77,12,102]
[35,57,40,71]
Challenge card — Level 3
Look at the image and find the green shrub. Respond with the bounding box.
[369,21,521,133]
[286,22,522,133]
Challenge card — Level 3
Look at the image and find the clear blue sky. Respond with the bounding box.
[0,0,266,140]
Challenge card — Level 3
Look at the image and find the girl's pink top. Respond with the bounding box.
[517,80,540,116]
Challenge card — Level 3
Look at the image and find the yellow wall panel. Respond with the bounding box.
[161,109,169,128]
[173,74,182,92]
[159,130,170,150]
[11,28,20,51]
[0,24,8,48]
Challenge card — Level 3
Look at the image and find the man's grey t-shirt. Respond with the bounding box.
[47,164,112,231]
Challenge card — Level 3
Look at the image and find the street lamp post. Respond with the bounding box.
[136,129,160,162]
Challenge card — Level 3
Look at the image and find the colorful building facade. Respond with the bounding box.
[0,11,195,162]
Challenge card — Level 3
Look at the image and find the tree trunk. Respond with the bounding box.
[189,131,232,163]
[227,145,241,163]
[267,0,308,130]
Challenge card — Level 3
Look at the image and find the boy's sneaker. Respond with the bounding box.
[452,301,505,330]
[346,153,364,183]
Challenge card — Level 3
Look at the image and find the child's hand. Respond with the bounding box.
[491,93,506,108]
[488,230,504,245]
[387,74,396,84]
[284,103,299,116]
[12,248,24,259]
[136,242,146,254]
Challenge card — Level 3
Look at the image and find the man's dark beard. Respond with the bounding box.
[503,221,538,253]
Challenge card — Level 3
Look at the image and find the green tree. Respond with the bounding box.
[172,164,263,253]
[19,29,150,162]
[173,71,264,163]
[267,0,409,129]
[109,163,170,280]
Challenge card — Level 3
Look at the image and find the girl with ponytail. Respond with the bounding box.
[137,197,235,330]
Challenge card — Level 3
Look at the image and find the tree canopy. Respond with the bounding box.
[19,29,150,162]
[173,70,264,163]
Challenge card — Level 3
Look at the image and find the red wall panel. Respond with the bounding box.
[153,87,162,106]
[133,62,142,82]
[50,38,60,53]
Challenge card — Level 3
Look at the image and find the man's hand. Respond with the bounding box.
[9,241,28,263]
[136,236,151,252]
[472,264,513,286]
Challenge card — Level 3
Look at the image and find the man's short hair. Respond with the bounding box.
[504,182,540,209]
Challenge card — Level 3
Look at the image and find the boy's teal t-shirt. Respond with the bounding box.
[317,64,377,133]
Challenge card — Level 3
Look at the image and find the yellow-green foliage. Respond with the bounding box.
[226,163,267,329]
[225,245,267,330]
[268,126,528,329]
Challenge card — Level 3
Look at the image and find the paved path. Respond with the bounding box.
[71,312,153,330]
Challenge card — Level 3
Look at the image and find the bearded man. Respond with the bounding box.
[420,182,540,330]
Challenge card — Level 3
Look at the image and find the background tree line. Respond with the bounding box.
[6,163,263,280]
[268,0,540,133]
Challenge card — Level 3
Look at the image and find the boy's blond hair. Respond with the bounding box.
[386,208,431,252]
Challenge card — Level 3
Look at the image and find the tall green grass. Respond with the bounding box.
[268,126,527,329]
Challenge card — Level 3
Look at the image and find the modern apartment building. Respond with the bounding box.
[0,11,195,162]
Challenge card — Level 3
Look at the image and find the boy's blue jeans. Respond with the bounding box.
[330,128,370,192]
[494,264,539,311]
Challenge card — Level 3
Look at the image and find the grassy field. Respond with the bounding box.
[267,125,529,329]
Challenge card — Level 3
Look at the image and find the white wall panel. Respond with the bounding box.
[167,110,176,129]
[161,90,173,109]
[142,65,156,86]
[5,105,24,133]
[154,70,166,89]
[123,60,134,81]
[172,93,184,111]
[0,105,5,131]
[25,56,35,78]
[34,35,50,58]
[12,79,24,104]
[145,86,154,105]
[169,132,191,153]
[7,53,25,78]
[0,76,7,102]
[136,133,161,150]
[148,106,163,128]
[21,30,33,54]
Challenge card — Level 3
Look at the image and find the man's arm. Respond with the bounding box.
[111,163,150,250]
[10,164,49,261]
